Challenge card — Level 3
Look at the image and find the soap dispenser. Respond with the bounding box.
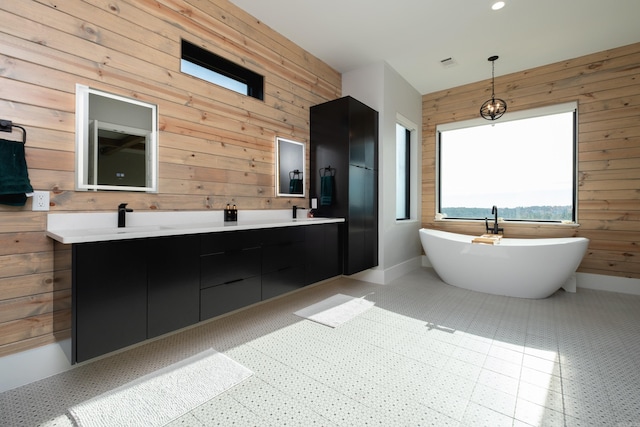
[224,203,237,222]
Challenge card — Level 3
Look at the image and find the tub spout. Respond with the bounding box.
[487,205,503,235]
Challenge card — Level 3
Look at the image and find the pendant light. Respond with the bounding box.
[480,55,507,120]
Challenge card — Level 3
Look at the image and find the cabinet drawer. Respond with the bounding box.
[201,230,261,255]
[262,265,306,300]
[200,276,261,320]
[262,241,305,273]
[260,227,305,246]
[201,247,261,289]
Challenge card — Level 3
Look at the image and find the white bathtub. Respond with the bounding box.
[419,228,589,299]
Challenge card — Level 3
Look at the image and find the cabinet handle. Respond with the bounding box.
[223,278,244,285]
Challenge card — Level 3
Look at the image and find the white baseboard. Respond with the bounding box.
[348,256,422,285]
[347,267,385,284]
[0,339,73,393]
[576,272,640,295]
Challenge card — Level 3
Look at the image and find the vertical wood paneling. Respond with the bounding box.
[422,42,640,281]
[0,0,340,357]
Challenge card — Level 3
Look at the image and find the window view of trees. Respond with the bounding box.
[437,103,577,223]
[440,206,572,222]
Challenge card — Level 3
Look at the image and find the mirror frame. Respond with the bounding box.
[275,137,306,198]
[75,84,158,192]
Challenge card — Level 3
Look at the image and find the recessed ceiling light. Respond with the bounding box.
[492,1,505,10]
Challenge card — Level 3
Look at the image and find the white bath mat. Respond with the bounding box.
[294,293,375,328]
[67,349,252,427]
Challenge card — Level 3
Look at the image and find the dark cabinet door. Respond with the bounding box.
[362,168,378,269]
[348,99,377,170]
[147,235,200,338]
[305,223,341,284]
[73,239,148,363]
[346,166,378,274]
[310,99,350,218]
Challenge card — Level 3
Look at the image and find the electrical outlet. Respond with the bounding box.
[32,191,50,211]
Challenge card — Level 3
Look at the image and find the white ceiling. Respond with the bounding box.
[229,0,640,95]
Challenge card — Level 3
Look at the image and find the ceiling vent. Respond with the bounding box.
[440,57,457,68]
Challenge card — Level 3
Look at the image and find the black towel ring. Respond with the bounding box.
[0,120,27,144]
[319,166,335,177]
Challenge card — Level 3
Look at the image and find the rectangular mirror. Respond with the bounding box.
[276,137,305,197]
[75,84,158,192]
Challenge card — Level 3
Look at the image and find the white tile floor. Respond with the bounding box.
[1,267,639,426]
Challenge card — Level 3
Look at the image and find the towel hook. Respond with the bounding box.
[289,169,303,179]
[319,166,335,177]
[0,120,27,144]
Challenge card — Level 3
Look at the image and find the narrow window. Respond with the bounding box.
[437,102,577,222]
[396,123,411,220]
[180,40,264,100]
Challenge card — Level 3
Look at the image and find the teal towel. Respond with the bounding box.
[0,138,33,206]
[289,178,303,194]
[320,175,333,206]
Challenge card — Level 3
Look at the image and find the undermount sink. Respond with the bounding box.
[87,225,172,235]
[116,225,172,233]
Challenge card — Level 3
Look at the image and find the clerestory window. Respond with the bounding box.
[181,40,264,100]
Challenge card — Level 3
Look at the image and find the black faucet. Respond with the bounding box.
[292,205,298,219]
[118,203,133,228]
[485,205,503,235]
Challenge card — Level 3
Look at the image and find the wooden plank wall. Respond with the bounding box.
[422,42,640,281]
[0,0,341,357]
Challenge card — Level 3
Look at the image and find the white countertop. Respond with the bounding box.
[46,210,344,244]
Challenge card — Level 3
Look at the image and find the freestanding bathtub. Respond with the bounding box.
[419,228,589,299]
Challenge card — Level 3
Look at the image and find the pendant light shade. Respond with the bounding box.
[480,55,507,120]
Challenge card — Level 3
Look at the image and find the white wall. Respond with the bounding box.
[342,62,423,284]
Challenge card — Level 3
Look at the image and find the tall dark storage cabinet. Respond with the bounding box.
[310,96,378,275]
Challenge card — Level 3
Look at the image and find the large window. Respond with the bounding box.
[437,102,577,222]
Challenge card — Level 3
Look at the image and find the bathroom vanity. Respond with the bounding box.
[47,212,343,363]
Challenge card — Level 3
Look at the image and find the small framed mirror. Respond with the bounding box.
[75,84,158,192]
[276,137,305,197]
